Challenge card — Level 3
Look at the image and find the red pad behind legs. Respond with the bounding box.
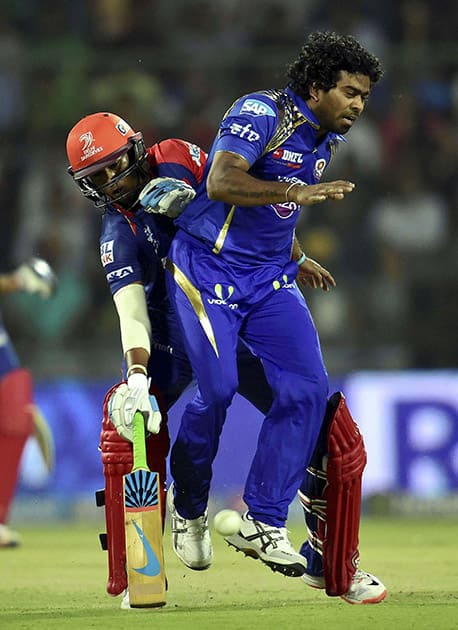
[0,369,34,524]
[322,392,367,596]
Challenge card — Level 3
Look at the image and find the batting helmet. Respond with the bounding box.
[66,112,150,210]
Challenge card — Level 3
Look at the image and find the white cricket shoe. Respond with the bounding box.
[0,524,21,548]
[167,483,212,570]
[225,512,307,577]
[120,589,130,610]
[303,568,387,604]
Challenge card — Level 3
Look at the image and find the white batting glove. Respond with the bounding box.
[108,374,162,442]
[14,257,57,298]
[138,176,196,218]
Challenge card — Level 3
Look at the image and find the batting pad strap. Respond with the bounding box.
[113,283,151,355]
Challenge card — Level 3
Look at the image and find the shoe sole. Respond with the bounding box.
[225,535,307,578]
[302,574,325,589]
[340,588,387,605]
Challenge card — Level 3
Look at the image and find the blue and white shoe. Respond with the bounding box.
[225,512,307,577]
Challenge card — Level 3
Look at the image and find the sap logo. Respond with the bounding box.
[313,158,327,180]
[240,99,276,117]
[207,283,239,309]
[100,240,114,266]
[272,148,304,164]
[106,266,134,281]
[229,122,260,142]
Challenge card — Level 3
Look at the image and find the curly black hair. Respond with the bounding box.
[286,31,384,100]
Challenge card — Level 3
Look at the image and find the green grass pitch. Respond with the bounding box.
[1,517,457,629]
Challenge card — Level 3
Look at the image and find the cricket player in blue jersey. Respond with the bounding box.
[163,31,387,604]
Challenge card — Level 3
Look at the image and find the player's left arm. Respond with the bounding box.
[292,233,336,292]
[139,139,207,217]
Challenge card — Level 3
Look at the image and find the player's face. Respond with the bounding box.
[89,152,142,207]
[312,71,371,135]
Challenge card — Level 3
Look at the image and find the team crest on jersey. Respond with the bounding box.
[100,240,114,266]
[313,158,327,180]
[239,99,276,117]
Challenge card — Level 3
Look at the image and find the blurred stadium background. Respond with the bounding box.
[0,0,456,523]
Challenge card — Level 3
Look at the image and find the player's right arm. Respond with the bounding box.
[207,151,355,206]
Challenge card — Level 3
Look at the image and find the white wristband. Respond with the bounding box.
[127,372,148,389]
[296,252,307,266]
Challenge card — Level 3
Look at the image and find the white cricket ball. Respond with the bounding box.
[213,509,242,536]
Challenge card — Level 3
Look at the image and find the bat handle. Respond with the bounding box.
[132,412,148,472]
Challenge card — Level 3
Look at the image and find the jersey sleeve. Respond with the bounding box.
[100,220,144,296]
[213,93,279,166]
[148,139,207,188]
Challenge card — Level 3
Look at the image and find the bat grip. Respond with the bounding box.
[132,412,148,471]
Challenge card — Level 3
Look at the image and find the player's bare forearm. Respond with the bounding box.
[207,152,290,205]
[207,151,355,206]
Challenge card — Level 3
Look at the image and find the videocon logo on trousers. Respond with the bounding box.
[273,274,294,290]
[207,284,238,309]
[132,520,161,576]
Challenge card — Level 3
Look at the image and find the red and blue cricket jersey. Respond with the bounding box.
[100,139,205,405]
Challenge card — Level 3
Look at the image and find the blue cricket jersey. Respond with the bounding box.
[175,87,344,266]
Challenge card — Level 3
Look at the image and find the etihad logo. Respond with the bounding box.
[79,131,103,163]
[207,284,238,309]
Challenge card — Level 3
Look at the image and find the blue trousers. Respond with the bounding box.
[166,232,329,527]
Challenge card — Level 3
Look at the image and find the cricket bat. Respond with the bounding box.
[123,412,166,607]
